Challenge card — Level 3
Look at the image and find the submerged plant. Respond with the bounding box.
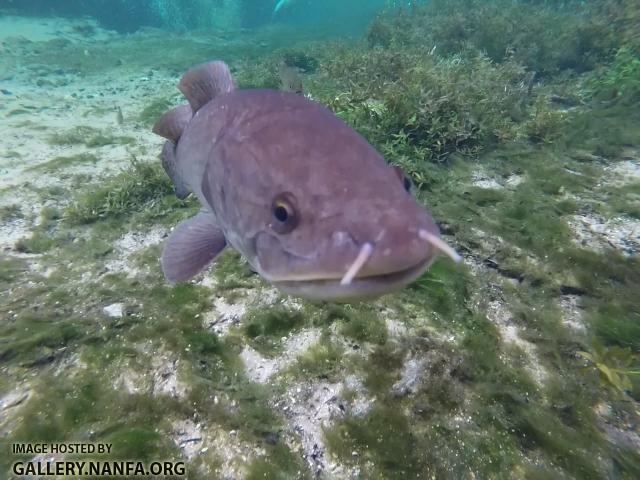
[64,158,174,224]
[587,46,640,103]
[578,343,640,395]
[525,96,568,143]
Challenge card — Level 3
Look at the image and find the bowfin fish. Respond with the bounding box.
[273,0,292,15]
[152,60,460,302]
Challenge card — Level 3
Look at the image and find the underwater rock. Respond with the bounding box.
[568,213,639,256]
[0,388,30,412]
[391,357,427,398]
[151,355,188,399]
[102,302,124,318]
[172,419,204,460]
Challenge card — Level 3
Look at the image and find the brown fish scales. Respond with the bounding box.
[153,60,460,301]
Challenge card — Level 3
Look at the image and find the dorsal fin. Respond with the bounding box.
[152,104,192,142]
[178,61,236,112]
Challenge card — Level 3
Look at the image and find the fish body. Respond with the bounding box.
[273,0,292,15]
[153,61,459,301]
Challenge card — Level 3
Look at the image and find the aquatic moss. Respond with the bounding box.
[587,46,640,103]
[48,126,134,148]
[339,305,387,345]
[243,305,306,356]
[0,255,27,284]
[325,405,417,477]
[369,0,616,75]
[291,336,345,381]
[138,96,179,127]
[0,311,85,366]
[317,48,531,166]
[26,153,99,173]
[0,204,22,222]
[246,443,310,480]
[64,158,173,224]
[401,261,471,331]
[598,183,640,219]
[525,96,569,144]
[281,49,319,73]
[14,231,57,254]
[212,250,257,291]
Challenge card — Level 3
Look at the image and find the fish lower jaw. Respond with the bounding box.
[271,257,435,302]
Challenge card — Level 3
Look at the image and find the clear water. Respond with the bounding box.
[0,1,639,479]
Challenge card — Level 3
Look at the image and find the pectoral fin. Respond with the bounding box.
[152,104,192,143]
[161,141,190,200]
[161,211,227,283]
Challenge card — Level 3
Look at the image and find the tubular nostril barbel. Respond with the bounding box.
[419,229,462,263]
[340,243,374,286]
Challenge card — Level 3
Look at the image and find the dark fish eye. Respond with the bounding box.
[403,175,412,192]
[271,192,298,234]
[392,166,412,193]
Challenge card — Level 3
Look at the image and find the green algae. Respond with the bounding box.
[0,204,22,222]
[26,152,99,173]
[138,96,180,127]
[48,126,135,148]
[325,405,417,477]
[213,250,257,292]
[599,183,640,219]
[14,207,65,254]
[246,443,311,480]
[588,46,640,103]
[290,336,345,381]
[339,305,387,345]
[64,158,174,224]
[243,305,307,356]
[14,231,57,254]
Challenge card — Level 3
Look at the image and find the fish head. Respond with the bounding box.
[203,91,459,301]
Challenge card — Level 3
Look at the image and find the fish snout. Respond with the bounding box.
[340,213,460,284]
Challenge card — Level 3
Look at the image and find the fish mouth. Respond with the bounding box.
[271,256,435,302]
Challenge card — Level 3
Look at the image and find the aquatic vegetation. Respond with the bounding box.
[339,305,387,345]
[524,96,569,144]
[14,207,64,254]
[14,232,56,254]
[599,183,640,219]
[291,336,345,381]
[318,49,530,168]
[26,153,99,173]
[281,49,319,73]
[243,305,306,356]
[64,158,174,224]
[370,0,616,75]
[0,204,22,222]
[587,46,640,103]
[138,96,180,127]
[48,126,134,148]
[578,344,640,396]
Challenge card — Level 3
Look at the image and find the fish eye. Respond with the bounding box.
[392,166,412,193]
[403,175,412,192]
[271,192,298,234]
